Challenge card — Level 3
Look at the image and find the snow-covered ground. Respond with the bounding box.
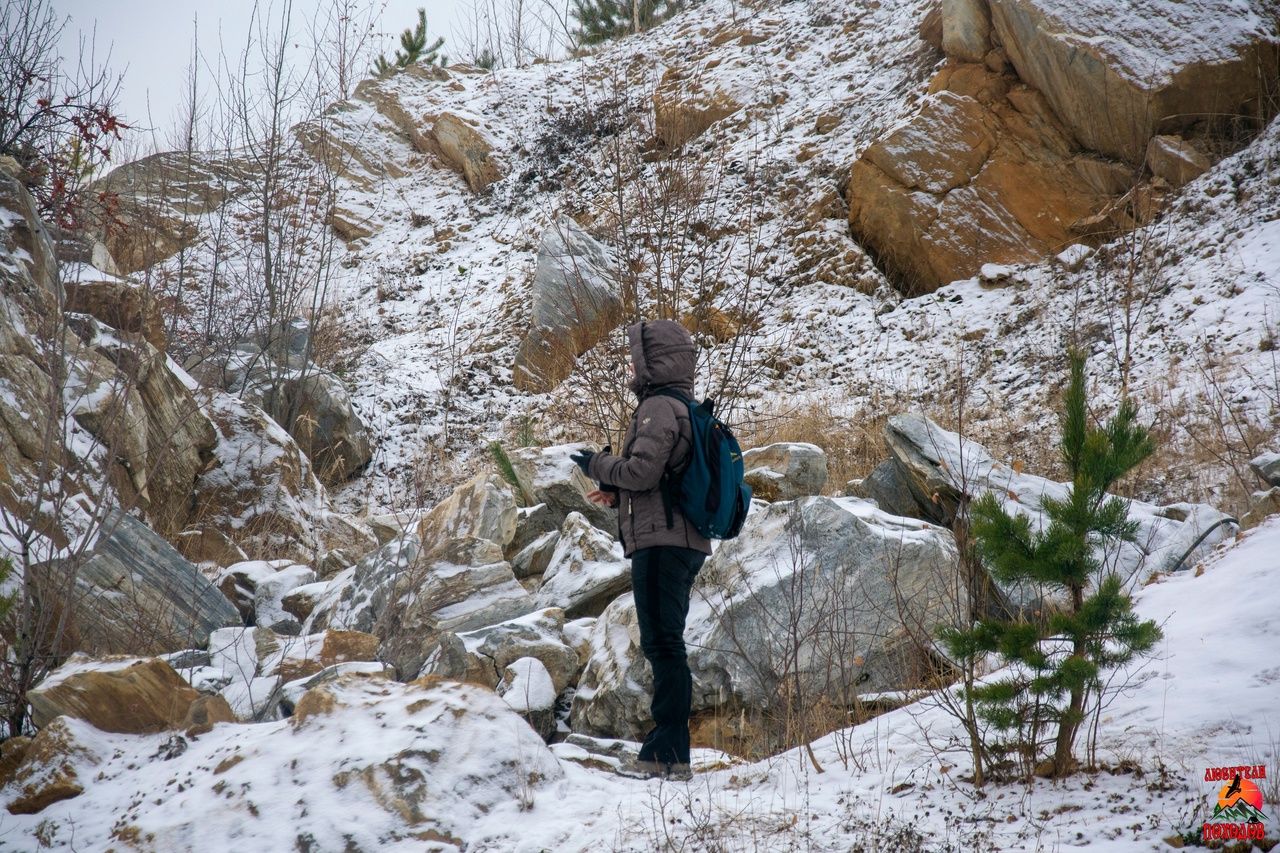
[12,0,1273,842]
[2,517,1276,851]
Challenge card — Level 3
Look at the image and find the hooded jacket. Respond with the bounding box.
[587,321,713,558]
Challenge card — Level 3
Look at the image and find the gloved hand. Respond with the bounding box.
[569,449,594,477]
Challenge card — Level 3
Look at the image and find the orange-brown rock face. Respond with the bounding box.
[27,657,202,734]
[847,64,1130,294]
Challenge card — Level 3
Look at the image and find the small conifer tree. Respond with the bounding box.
[940,351,1163,778]
[373,8,446,76]
[571,0,685,45]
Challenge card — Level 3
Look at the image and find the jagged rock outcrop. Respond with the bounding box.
[308,533,535,678]
[186,388,376,564]
[849,0,1279,292]
[64,275,166,350]
[49,509,241,655]
[513,220,625,393]
[87,150,259,275]
[988,0,1279,163]
[417,472,517,549]
[847,75,1123,294]
[533,512,630,618]
[69,317,219,537]
[0,171,84,539]
[432,112,506,192]
[882,413,1238,606]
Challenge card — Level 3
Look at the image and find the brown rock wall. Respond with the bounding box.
[847,66,1128,293]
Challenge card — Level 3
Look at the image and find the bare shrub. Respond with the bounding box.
[0,0,126,226]
[536,76,782,447]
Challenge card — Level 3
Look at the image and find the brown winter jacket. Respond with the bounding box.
[587,321,713,558]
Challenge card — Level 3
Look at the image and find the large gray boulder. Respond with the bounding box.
[217,322,372,486]
[742,442,828,501]
[884,413,1238,607]
[308,533,535,678]
[852,459,921,518]
[988,0,1279,162]
[513,219,625,393]
[265,367,372,485]
[570,497,961,741]
[1250,451,1280,488]
[691,497,962,706]
[533,512,630,618]
[49,509,241,655]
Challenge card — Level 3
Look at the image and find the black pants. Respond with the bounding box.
[631,545,706,766]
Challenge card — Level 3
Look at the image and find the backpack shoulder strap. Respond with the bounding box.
[649,389,696,530]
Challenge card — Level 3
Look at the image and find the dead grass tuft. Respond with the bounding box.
[737,393,905,495]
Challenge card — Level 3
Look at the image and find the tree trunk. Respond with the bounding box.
[1051,665,1084,776]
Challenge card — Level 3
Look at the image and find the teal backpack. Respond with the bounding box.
[654,390,752,540]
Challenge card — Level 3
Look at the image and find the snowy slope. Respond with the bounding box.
[137,0,1280,520]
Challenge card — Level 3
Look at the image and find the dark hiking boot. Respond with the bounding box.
[616,757,665,779]
[664,762,693,781]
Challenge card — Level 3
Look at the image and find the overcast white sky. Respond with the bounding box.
[54,0,460,143]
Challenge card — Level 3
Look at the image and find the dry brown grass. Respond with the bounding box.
[737,392,906,495]
[309,301,375,381]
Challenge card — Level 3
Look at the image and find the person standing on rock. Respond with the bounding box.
[570,320,711,780]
